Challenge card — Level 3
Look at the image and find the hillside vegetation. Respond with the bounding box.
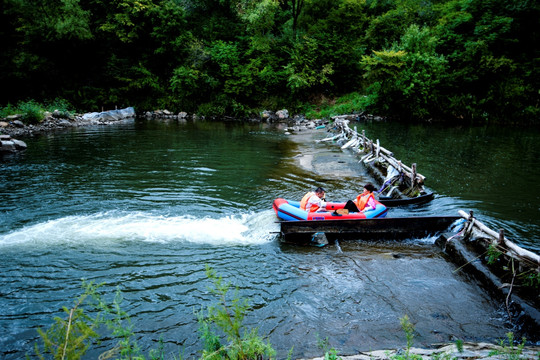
[1,0,538,123]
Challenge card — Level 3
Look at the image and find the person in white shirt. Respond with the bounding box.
[300,187,327,212]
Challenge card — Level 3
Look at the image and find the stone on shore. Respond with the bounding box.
[0,134,27,153]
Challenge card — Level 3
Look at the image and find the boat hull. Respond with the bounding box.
[378,192,434,207]
[273,198,388,221]
[279,216,462,244]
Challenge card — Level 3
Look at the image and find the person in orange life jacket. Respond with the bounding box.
[343,183,377,212]
[300,187,327,212]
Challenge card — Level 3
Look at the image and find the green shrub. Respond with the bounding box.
[488,332,527,360]
[0,103,17,119]
[316,337,341,360]
[46,98,74,118]
[1,98,75,123]
[304,92,369,119]
[197,265,276,360]
[30,281,143,360]
[16,100,44,124]
[390,315,423,360]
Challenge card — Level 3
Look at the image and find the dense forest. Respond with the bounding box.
[1,0,538,123]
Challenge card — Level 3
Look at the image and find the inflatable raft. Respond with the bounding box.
[273,198,388,221]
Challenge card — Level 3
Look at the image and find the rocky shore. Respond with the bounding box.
[0,107,136,139]
[0,107,338,154]
[0,107,136,154]
[308,341,540,359]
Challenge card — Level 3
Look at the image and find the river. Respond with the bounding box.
[1,118,538,359]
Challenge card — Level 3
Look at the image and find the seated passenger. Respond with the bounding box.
[300,187,327,212]
[344,183,377,212]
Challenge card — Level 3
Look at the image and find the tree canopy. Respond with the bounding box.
[1,0,538,123]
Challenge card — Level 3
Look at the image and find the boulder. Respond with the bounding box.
[276,109,289,119]
[6,114,22,121]
[261,110,274,119]
[81,107,135,122]
[1,140,16,152]
[12,139,27,150]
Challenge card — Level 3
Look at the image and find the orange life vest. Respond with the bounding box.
[354,192,374,211]
[300,192,321,212]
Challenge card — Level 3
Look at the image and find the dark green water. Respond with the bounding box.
[0,119,538,359]
[355,121,540,250]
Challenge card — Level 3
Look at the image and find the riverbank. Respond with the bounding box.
[307,341,540,360]
[0,107,136,138]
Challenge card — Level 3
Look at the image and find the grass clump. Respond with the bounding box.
[1,98,74,124]
[488,332,528,360]
[316,337,341,360]
[17,100,45,124]
[389,315,423,360]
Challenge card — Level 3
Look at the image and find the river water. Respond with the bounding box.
[1,119,538,359]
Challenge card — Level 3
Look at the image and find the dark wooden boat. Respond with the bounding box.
[279,215,461,245]
[378,192,434,207]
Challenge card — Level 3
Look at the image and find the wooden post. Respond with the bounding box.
[376,139,380,159]
[498,229,505,247]
[362,130,366,150]
[411,163,417,190]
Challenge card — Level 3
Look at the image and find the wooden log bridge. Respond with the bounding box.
[320,117,426,198]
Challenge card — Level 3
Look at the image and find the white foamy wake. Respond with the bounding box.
[0,210,280,247]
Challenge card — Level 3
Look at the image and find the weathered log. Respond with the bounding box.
[331,118,426,184]
[458,210,540,265]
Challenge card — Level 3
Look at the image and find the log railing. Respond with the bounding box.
[321,117,425,195]
[458,210,540,267]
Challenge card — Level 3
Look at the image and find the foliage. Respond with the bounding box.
[390,315,423,360]
[30,281,143,360]
[360,25,448,120]
[304,92,369,119]
[486,243,503,265]
[1,0,538,123]
[0,99,75,124]
[316,337,342,360]
[285,35,334,96]
[15,100,45,124]
[32,282,101,360]
[455,339,463,353]
[197,265,276,360]
[486,243,539,293]
[488,332,527,360]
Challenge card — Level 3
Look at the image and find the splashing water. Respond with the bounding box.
[0,210,279,248]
